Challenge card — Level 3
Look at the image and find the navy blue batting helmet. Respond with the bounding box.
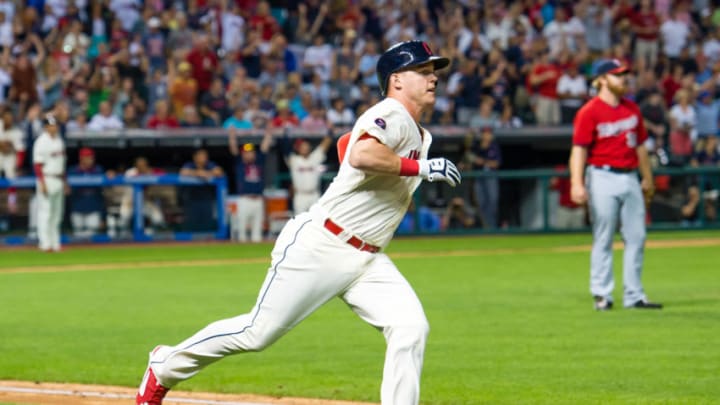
[376,40,450,96]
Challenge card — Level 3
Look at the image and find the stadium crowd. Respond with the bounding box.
[2,0,720,234]
[0,1,719,155]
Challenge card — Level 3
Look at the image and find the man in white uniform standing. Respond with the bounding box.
[32,115,68,252]
[282,131,333,214]
[136,40,461,405]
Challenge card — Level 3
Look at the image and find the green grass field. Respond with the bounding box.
[1,231,719,405]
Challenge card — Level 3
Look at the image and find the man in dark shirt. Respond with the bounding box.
[639,91,669,147]
[179,149,224,231]
[199,77,230,126]
[462,127,502,228]
[67,148,107,238]
[227,128,273,242]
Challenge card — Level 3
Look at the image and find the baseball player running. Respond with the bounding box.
[32,115,68,252]
[569,59,662,311]
[136,40,460,405]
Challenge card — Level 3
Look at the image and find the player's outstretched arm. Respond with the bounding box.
[349,135,461,187]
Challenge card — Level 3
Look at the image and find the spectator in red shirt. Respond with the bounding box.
[249,0,279,42]
[147,100,180,129]
[186,34,220,96]
[270,99,299,128]
[660,63,683,107]
[631,0,661,69]
[528,45,562,125]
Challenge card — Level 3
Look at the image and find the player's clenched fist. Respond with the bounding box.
[570,183,588,205]
[419,158,461,187]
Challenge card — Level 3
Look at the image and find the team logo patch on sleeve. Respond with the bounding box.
[374,118,386,129]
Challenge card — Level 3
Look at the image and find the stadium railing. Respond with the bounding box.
[0,174,228,245]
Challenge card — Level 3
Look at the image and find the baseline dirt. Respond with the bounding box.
[0,381,376,405]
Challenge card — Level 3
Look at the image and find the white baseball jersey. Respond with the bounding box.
[0,122,24,178]
[33,132,66,176]
[316,97,431,248]
[0,122,24,152]
[287,148,326,193]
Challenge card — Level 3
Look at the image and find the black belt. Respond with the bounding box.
[592,165,636,174]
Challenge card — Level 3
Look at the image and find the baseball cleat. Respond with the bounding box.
[136,346,170,405]
[593,296,613,311]
[629,300,663,309]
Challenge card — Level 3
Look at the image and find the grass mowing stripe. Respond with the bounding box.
[3,236,720,275]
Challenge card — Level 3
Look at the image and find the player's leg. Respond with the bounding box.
[36,188,51,250]
[588,168,621,302]
[619,176,647,306]
[49,188,64,250]
[249,198,263,242]
[236,196,250,242]
[87,211,102,236]
[486,177,499,228]
[71,212,84,237]
[28,194,38,239]
[341,255,429,405]
[145,201,165,227]
[146,213,367,388]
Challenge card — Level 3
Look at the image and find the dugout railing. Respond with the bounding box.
[0,174,228,245]
[2,167,719,246]
[275,166,720,235]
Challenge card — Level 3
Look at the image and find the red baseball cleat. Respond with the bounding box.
[136,347,170,405]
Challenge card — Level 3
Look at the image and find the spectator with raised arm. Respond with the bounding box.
[280,129,333,214]
[228,127,272,242]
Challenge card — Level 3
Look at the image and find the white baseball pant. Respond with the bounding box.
[71,212,102,237]
[293,191,320,215]
[120,200,165,228]
[234,195,264,242]
[587,167,647,307]
[148,211,428,405]
[36,177,64,251]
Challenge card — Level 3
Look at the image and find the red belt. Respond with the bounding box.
[323,218,380,253]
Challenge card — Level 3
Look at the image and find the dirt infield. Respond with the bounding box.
[0,381,377,405]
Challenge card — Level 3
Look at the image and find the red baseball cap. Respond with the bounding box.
[79,147,94,158]
[293,138,307,150]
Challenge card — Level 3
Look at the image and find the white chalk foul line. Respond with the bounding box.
[0,385,271,405]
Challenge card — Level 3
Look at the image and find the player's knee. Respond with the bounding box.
[240,325,284,352]
[385,321,430,349]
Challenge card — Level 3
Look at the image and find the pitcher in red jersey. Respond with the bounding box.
[569,59,663,311]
